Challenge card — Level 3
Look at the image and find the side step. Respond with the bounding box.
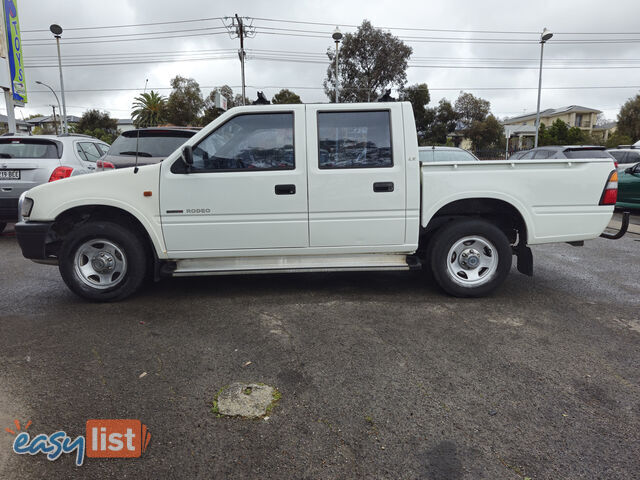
[172,253,420,276]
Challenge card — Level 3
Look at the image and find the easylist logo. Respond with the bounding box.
[86,420,151,458]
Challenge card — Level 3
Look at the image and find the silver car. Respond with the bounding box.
[418,146,480,163]
[0,134,110,233]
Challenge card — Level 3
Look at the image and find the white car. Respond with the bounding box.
[15,102,623,301]
[0,134,109,233]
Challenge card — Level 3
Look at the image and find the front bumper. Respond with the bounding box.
[15,221,54,259]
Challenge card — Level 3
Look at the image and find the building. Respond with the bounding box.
[0,113,31,133]
[26,114,81,134]
[591,121,617,144]
[503,105,603,151]
[117,118,135,132]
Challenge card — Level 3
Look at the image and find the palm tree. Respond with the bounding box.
[131,90,167,128]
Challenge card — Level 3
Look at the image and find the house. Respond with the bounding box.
[117,118,135,132]
[591,121,617,143]
[503,105,603,151]
[26,114,81,134]
[0,113,31,133]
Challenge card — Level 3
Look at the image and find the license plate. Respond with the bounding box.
[0,170,19,180]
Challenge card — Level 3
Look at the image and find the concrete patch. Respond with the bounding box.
[214,383,280,418]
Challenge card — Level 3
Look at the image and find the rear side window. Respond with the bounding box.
[564,149,612,159]
[77,142,102,162]
[0,139,60,159]
[533,150,553,159]
[520,150,536,159]
[622,151,640,164]
[318,111,392,169]
[609,151,626,161]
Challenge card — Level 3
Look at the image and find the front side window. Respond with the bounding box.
[318,111,392,169]
[188,113,294,172]
[77,142,102,162]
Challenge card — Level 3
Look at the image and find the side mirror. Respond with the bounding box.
[182,145,193,167]
[625,167,633,174]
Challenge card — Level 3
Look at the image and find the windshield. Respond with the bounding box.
[564,149,612,159]
[0,139,60,159]
[109,131,194,158]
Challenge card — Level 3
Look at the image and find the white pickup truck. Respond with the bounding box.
[14,102,625,301]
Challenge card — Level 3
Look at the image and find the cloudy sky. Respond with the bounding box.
[7,0,640,122]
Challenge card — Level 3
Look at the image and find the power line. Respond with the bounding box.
[22,25,227,42]
[22,30,230,47]
[22,16,224,33]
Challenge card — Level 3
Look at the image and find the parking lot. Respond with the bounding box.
[0,219,638,479]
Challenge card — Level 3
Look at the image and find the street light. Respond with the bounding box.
[35,81,62,135]
[50,24,68,134]
[534,27,553,148]
[332,27,343,103]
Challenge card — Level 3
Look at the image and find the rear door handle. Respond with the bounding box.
[275,184,296,195]
[373,182,394,192]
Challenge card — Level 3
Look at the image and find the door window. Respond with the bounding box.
[317,111,393,169]
[533,150,553,159]
[184,113,294,172]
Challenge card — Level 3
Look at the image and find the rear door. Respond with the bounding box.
[305,105,406,247]
[160,106,308,252]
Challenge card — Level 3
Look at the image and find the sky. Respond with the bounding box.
[7,0,640,123]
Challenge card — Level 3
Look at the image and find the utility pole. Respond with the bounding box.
[225,15,255,106]
[50,105,58,135]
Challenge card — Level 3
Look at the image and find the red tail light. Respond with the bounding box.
[96,160,115,170]
[599,170,618,205]
[613,161,618,168]
[49,166,74,182]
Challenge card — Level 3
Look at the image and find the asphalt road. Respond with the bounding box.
[0,222,638,479]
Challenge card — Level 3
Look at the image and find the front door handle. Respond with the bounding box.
[373,182,394,192]
[275,184,296,195]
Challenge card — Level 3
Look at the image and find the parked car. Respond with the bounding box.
[617,162,640,209]
[15,102,624,301]
[103,128,199,169]
[0,134,109,233]
[508,150,530,160]
[510,145,615,161]
[418,146,480,163]
[606,147,640,170]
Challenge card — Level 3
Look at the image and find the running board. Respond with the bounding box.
[172,254,418,276]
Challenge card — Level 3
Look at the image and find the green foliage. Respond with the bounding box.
[616,93,640,140]
[467,114,504,150]
[200,85,235,126]
[272,89,302,104]
[605,132,633,148]
[165,75,204,126]
[399,83,430,139]
[538,119,589,146]
[76,109,117,143]
[132,90,167,128]
[423,99,459,145]
[454,92,490,129]
[324,20,412,102]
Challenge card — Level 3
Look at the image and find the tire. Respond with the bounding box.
[58,221,148,301]
[0,222,6,234]
[428,219,512,297]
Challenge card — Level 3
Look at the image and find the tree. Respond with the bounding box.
[399,83,430,140]
[131,90,167,128]
[200,85,235,126]
[272,89,302,104]
[165,75,204,126]
[75,109,118,143]
[323,20,412,102]
[455,92,490,130]
[467,114,504,151]
[423,99,458,145]
[617,93,640,140]
[605,132,633,149]
[538,119,589,146]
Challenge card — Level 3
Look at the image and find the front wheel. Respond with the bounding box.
[428,219,512,297]
[58,221,147,301]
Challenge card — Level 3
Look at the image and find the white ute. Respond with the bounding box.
[15,102,625,301]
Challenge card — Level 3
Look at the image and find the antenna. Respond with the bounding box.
[133,79,148,174]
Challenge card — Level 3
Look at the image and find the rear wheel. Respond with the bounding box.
[59,221,147,301]
[428,219,512,297]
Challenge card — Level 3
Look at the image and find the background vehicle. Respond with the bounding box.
[103,128,199,169]
[508,150,530,160]
[418,146,480,163]
[607,147,640,170]
[511,145,615,161]
[617,162,640,209]
[15,102,623,301]
[0,134,109,233]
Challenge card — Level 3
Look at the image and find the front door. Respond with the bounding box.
[305,105,406,247]
[160,107,308,253]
